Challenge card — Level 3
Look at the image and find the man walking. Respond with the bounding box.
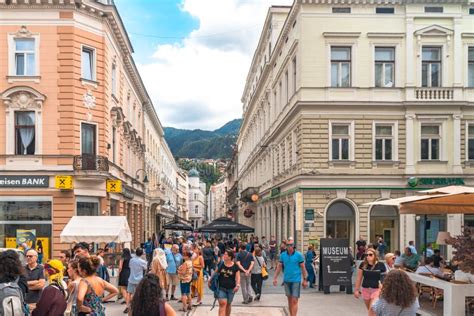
[202,240,216,279]
[269,236,277,269]
[236,243,254,304]
[125,247,147,314]
[144,237,154,270]
[273,238,308,316]
[165,244,182,300]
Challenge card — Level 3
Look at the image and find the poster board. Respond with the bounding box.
[320,238,352,287]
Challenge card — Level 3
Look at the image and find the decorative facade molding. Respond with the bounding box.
[2,86,45,110]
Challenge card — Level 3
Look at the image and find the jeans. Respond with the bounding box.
[204,259,215,277]
[146,253,152,270]
[240,274,253,302]
[251,273,263,296]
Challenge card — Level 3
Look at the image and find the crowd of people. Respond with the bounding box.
[1,232,472,316]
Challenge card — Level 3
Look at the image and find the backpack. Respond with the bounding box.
[208,262,224,311]
[97,264,110,282]
[0,278,27,316]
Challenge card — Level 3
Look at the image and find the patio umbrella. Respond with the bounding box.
[163,220,194,231]
[197,217,255,233]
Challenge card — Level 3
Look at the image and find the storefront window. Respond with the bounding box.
[370,205,398,253]
[416,215,447,257]
[0,199,52,261]
[465,215,474,228]
[76,197,99,216]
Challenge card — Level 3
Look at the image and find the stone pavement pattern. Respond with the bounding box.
[106,269,367,315]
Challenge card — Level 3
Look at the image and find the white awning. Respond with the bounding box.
[60,216,132,243]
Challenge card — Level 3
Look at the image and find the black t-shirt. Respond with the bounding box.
[217,242,225,254]
[203,247,215,261]
[218,263,240,290]
[432,255,443,268]
[359,262,386,289]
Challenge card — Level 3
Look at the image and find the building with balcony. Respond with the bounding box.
[188,168,207,229]
[0,0,165,256]
[237,0,474,255]
[208,179,228,221]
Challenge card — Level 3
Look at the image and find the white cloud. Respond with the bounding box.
[138,0,293,130]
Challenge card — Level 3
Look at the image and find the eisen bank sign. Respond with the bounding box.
[0,176,49,188]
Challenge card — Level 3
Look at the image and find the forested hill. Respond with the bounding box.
[164,119,241,159]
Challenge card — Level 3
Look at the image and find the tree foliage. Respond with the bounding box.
[446,226,474,274]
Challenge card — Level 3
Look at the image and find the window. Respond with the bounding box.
[285,70,289,103]
[331,124,350,160]
[374,124,393,161]
[81,123,96,155]
[332,7,351,13]
[111,64,117,96]
[422,47,441,87]
[194,193,198,200]
[292,57,297,95]
[470,8,474,15]
[375,47,395,87]
[421,125,440,160]
[194,205,199,214]
[376,7,394,14]
[15,112,35,155]
[469,47,474,87]
[331,47,351,87]
[14,38,35,76]
[76,197,99,216]
[81,47,95,81]
[425,6,443,13]
[469,124,474,160]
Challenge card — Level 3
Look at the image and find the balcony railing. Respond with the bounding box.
[73,154,109,171]
[415,88,454,100]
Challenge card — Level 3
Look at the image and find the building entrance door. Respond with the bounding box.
[326,201,355,247]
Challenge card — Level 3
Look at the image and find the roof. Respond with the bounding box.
[188,168,200,178]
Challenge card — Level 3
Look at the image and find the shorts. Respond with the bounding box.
[127,282,138,294]
[217,287,235,303]
[166,273,179,286]
[361,287,380,300]
[180,281,191,295]
[284,282,301,298]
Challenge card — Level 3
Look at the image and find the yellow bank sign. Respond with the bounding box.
[55,175,73,190]
[106,180,122,193]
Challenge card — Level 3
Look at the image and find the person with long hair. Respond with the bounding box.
[213,249,240,316]
[251,246,266,301]
[76,256,118,316]
[66,259,82,315]
[354,248,386,316]
[191,245,204,306]
[177,250,193,312]
[0,250,28,296]
[151,247,168,291]
[118,248,131,305]
[32,259,67,315]
[131,273,176,316]
[371,270,419,315]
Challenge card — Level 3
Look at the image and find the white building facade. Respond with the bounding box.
[237,0,474,256]
[208,179,228,221]
[188,169,207,228]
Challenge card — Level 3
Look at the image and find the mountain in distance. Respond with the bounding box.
[164,119,242,159]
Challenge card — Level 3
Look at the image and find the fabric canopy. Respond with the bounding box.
[60,216,132,243]
[364,186,474,215]
[163,220,194,231]
[197,217,255,233]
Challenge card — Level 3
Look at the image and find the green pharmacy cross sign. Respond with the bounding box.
[408,177,464,188]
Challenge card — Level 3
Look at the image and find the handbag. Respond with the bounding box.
[256,256,268,280]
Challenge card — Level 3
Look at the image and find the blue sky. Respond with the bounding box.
[114,0,293,130]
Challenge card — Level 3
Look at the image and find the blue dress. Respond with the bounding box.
[305,251,316,286]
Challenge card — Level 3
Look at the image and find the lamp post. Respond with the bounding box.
[134,169,149,242]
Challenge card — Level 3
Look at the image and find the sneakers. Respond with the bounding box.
[123,307,129,314]
[248,296,253,303]
[165,294,169,301]
[255,294,261,301]
[170,295,177,300]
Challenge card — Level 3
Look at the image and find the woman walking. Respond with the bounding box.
[118,248,131,305]
[32,259,67,316]
[177,251,193,312]
[76,256,118,316]
[354,248,386,316]
[214,249,240,316]
[131,273,176,316]
[251,247,266,301]
[371,270,419,315]
[191,245,204,306]
[151,248,168,291]
[305,245,316,288]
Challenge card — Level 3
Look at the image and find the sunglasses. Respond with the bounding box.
[26,255,36,258]
[367,253,375,257]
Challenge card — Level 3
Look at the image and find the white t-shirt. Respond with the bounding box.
[415,265,444,278]
[454,270,474,283]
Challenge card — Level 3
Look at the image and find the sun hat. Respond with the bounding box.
[153,248,168,269]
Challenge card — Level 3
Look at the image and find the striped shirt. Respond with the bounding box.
[371,298,419,316]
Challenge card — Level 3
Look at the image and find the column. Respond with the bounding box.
[453,114,463,174]
[289,204,295,239]
[282,204,288,241]
[453,18,462,87]
[405,114,416,174]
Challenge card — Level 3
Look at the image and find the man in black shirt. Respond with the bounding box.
[236,244,254,304]
[202,240,216,278]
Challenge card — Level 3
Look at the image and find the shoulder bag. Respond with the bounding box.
[256,257,268,280]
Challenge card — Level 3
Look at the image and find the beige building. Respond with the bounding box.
[177,170,189,220]
[208,179,228,221]
[0,0,170,256]
[237,0,474,255]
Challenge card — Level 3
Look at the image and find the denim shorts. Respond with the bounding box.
[284,281,301,298]
[127,282,138,294]
[180,281,191,295]
[217,287,235,303]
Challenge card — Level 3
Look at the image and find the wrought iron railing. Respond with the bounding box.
[73,154,109,171]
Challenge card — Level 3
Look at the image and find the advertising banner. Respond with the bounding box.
[320,238,352,287]
[16,229,37,249]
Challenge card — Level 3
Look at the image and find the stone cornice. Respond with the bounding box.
[298,0,470,4]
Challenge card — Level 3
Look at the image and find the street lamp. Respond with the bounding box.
[134,169,149,184]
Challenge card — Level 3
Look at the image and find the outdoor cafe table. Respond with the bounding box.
[406,272,474,315]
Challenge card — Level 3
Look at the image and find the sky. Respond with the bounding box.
[114,0,293,130]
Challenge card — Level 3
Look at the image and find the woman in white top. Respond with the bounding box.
[251,247,266,301]
[66,259,82,314]
[454,262,474,283]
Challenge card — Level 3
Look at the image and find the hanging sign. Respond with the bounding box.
[55,175,73,190]
[106,180,122,193]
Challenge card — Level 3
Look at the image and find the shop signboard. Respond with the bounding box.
[122,186,134,200]
[320,238,352,287]
[55,175,73,190]
[0,176,49,188]
[106,179,122,193]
